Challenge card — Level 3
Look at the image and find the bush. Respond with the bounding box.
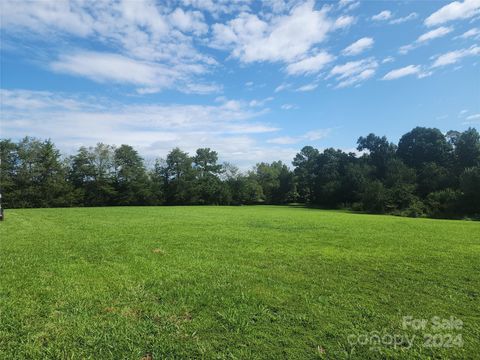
[426,189,462,218]
[361,180,387,213]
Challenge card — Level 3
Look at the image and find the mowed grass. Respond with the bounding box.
[0,206,479,359]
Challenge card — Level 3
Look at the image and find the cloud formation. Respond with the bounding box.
[342,37,374,56]
[1,89,292,167]
[399,26,454,54]
[425,0,480,27]
[431,45,480,67]
[371,10,392,21]
[329,58,378,88]
[382,65,422,80]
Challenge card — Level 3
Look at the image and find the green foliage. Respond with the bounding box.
[357,133,396,178]
[253,161,295,204]
[459,166,480,215]
[361,180,387,213]
[426,189,462,219]
[454,128,480,170]
[292,146,319,203]
[1,126,479,219]
[113,145,152,205]
[397,127,453,169]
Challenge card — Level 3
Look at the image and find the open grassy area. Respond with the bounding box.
[0,206,479,359]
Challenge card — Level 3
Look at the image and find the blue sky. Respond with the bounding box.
[1,0,479,167]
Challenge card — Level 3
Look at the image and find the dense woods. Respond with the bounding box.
[1,126,479,219]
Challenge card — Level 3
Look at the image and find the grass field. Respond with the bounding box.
[0,206,479,359]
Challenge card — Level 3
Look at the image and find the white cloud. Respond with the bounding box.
[382,56,395,63]
[168,8,208,35]
[466,113,480,120]
[0,0,217,94]
[333,15,356,29]
[399,44,416,55]
[425,0,480,27]
[372,10,392,21]
[382,65,422,80]
[249,97,274,107]
[295,83,318,92]
[280,104,297,110]
[329,58,378,88]
[50,51,218,94]
[338,0,360,11]
[181,0,251,17]
[211,1,334,64]
[418,26,454,42]
[399,26,454,54]
[267,128,331,144]
[0,0,96,37]
[267,136,301,144]
[286,51,335,75]
[342,37,374,56]
[390,12,418,24]
[1,89,292,168]
[456,27,480,39]
[51,51,177,88]
[274,83,291,92]
[431,45,480,67]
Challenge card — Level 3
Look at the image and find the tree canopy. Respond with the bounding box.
[1,127,479,219]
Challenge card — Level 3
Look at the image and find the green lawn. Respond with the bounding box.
[0,206,479,359]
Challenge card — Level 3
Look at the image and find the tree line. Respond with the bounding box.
[1,126,479,219]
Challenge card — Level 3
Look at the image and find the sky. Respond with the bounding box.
[1,0,480,168]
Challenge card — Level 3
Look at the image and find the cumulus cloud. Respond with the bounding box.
[329,58,378,88]
[342,37,374,56]
[333,15,357,29]
[50,51,219,94]
[425,0,480,27]
[338,0,360,12]
[382,65,422,80]
[372,10,392,21]
[456,27,480,39]
[466,113,480,120]
[295,83,318,92]
[0,0,217,94]
[431,45,480,67]
[390,12,418,24]
[418,26,454,42]
[267,128,331,144]
[1,89,294,167]
[280,104,298,110]
[286,51,335,75]
[168,8,208,34]
[274,83,292,92]
[399,26,454,54]
[373,10,418,24]
[211,1,335,64]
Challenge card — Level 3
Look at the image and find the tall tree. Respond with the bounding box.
[459,167,480,215]
[397,127,453,169]
[254,161,295,204]
[357,133,396,178]
[454,128,480,170]
[163,148,195,204]
[113,145,151,205]
[193,148,223,177]
[292,146,319,203]
[69,143,117,206]
[0,139,18,208]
